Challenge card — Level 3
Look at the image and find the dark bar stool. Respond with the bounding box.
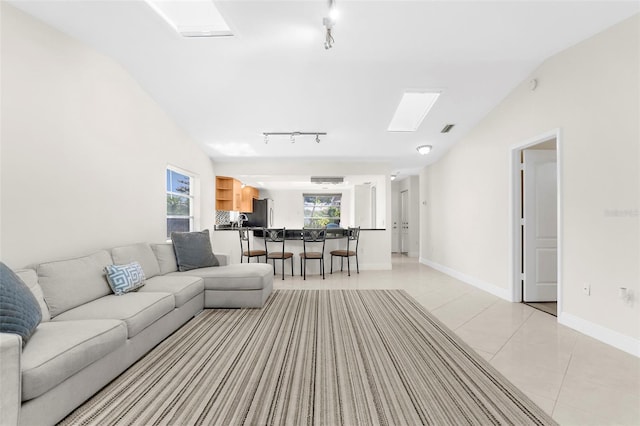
[264,228,294,280]
[239,228,266,263]
[300,228,327,280]
[330,226,360,276]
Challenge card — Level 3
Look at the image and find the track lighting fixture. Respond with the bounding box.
[263,132,327,144]
[323,0,337,49]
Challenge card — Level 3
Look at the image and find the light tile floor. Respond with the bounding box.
[273,254,640,425]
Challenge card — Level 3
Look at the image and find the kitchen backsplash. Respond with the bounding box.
[215,210,230,225]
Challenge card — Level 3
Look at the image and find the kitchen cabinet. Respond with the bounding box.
[240,186,260,212]
[216,176,242,211]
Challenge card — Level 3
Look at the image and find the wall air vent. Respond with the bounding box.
[441,124,455,133]
[310,176,344,184]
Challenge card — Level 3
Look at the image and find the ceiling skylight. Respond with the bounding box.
[145,0,233,38]
[388,92,440,132]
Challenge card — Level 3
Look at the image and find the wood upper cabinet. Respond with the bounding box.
[216,176,258,212]
[240,186,259,213]
[216,176,242,211]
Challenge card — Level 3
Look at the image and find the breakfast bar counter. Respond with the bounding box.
[250,228,348,239]
[212,227,391,275]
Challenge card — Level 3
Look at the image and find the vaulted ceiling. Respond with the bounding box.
[10,1,639,175]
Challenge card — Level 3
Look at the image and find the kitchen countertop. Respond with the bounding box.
[213,225,386,232]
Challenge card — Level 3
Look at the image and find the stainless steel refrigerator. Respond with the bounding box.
[245,199,274,228]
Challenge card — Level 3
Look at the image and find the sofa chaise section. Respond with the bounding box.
[168,264,274,308]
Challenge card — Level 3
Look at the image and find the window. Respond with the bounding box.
[303,194,341,227]
[166,167,195,238]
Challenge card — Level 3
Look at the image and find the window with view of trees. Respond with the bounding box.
[303,194,341,227]
[166,168,194,238]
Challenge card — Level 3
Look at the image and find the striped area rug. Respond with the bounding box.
[60,290,556,425]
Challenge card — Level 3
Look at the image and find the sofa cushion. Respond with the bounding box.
[111,243,161,279]
[37,251,113,318]
[104,262,146,295]
[52,293,174,338]
[0,263,42,346]
[15,269,50,322]
[138,275,203,307]
[150,243,178,275]
[21,319,127,401]
[171,230,219,272]
[167,263,273,291]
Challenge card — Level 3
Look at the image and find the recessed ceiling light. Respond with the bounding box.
[416,145,433,155]
[388,92,440,132]
[145,0,233,38]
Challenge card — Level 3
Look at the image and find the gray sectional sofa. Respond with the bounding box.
[0,242,273,426]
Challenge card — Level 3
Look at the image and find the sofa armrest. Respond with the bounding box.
[0,333,21,426]
[214,253,229,267]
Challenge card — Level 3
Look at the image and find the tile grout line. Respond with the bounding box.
[489,307,536,361]
[427,288,491,314]
[550,332,582,417]
[551,351,574,417]
[452,298,501,331]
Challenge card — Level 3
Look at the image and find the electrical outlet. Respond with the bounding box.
[582,283,591,296]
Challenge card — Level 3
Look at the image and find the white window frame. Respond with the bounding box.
[303,193,342,227]
[166,165,200,239]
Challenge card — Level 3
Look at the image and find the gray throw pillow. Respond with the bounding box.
[171,230,219,272]
[0,262,42,346]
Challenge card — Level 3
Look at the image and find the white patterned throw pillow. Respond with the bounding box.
[104,262,146,295]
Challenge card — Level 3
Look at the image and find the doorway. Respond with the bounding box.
[510,130,562,317]
[400,190,409,254]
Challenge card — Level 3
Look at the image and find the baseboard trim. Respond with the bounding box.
[419,258,640,357]
[420,258,511,301]
[558,312,640,358]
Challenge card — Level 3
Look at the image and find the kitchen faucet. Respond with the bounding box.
[237,213,248,228]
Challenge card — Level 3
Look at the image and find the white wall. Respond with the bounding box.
[0,4,215,268]
[420,15,639,352]
[353,185,371,228]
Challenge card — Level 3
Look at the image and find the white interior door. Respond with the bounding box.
[400,190,409,254]
[523,150,558,302]
[391,187,400,252]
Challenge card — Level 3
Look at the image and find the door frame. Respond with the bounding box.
[508,128,563,315]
